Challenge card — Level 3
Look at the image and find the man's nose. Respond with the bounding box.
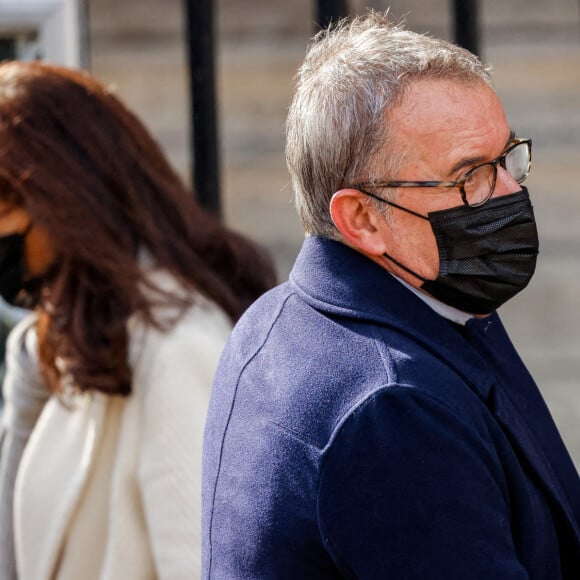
[493,166,521,197]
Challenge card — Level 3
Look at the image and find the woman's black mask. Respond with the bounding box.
[0,224,42,308]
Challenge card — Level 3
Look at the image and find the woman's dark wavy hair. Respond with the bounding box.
[0,60,276,396]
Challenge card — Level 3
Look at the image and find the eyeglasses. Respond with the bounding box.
[353,138,532,207]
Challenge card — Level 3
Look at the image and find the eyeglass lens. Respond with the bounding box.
[505,142,530,182]
[465,142,530,206]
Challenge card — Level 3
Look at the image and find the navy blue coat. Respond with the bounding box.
[203,236,580,579]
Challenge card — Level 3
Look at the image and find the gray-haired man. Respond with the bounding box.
[203,13,580,579]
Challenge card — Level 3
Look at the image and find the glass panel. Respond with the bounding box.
[0,37,17,61]
[0,31,41,62]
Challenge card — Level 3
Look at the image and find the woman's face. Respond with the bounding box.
[0,199,56,278]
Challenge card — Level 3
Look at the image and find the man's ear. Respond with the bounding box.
[330,189,389,256]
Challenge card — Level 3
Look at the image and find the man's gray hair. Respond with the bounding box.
[286,11,493,239]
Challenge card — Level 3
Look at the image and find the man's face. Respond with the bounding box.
[375,78,521,289]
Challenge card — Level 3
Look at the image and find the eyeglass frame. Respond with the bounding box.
[351,138,532,208]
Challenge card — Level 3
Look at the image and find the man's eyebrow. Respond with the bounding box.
[449,129,517,175]
[450,155,485,175]
[504,129,516,149]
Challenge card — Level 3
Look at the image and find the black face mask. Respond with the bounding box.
[381,188,539,315]
[0,225,41,308]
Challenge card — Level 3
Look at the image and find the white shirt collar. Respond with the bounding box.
[391,274,473,326]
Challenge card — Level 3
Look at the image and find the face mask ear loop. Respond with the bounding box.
[382,251,429,283]
[358,188,429,220]
[356,188,430,282]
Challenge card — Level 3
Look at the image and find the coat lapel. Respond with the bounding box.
[15,392,108,579]
[489,383,580,545]
[464,315,580,545]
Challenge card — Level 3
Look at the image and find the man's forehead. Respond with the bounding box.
[389,78,502,132]
[386,78,511,169]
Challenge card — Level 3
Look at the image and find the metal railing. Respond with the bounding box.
[184,0,221,217]
[184,0,480,217]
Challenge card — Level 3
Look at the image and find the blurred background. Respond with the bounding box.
[1,0,580,466]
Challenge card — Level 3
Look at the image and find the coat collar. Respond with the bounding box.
[289,236,580,548]
[290,236,477,326]
[289,236,498,396]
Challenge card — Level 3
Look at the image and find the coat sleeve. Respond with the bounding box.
[0,314,48,580]
[135,304,231,580]
[317,386,530,580]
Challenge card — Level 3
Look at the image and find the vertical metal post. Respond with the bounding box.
[452,0,480,57]
[316,0,349,30]
[77,0,91,70]
[184,0,221,216]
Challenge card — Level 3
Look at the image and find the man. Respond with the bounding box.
[202,13,580,578]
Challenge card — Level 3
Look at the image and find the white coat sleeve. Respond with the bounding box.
[136,303,231,580]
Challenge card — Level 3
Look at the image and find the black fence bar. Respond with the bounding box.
[452,0,480,57]
[184,0,221,216]
[317,0,349,30]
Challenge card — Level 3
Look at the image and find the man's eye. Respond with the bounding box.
[461,165,481,183]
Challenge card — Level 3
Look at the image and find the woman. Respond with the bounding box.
[0,61,275,579]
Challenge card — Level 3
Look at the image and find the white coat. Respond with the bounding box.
[1,270,232,579]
